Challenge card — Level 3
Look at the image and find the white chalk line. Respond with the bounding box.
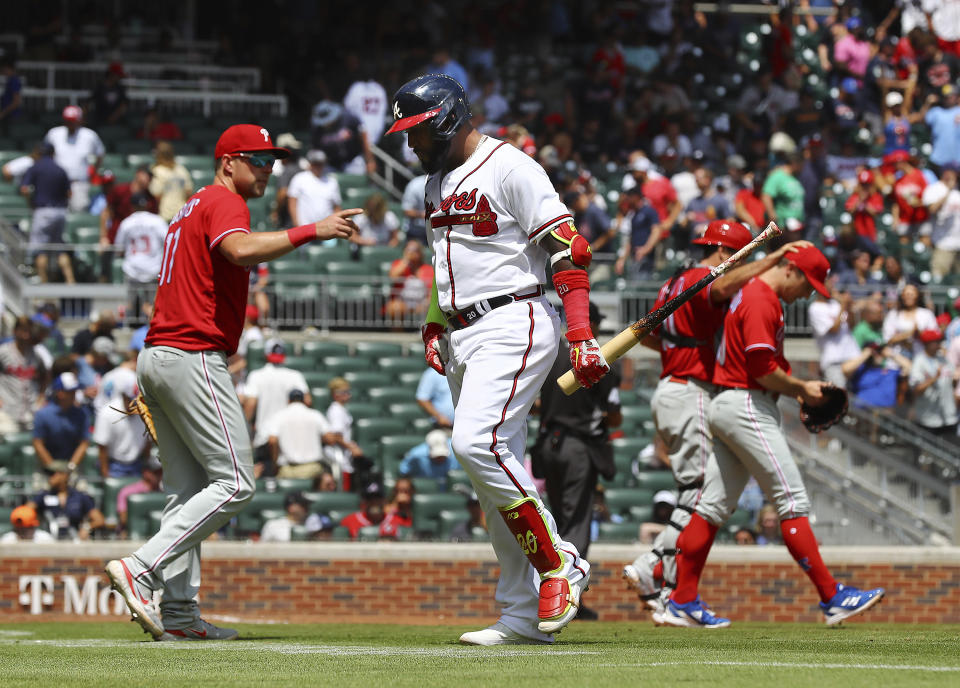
[597,660,960,673]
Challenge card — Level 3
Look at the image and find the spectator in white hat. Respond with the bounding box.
[287,149,342,229]
[640,490,678,543]
[43,105,104,212]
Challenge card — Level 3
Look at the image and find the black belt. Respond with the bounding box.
[445,285,545,331]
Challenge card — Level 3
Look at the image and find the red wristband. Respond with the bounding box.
[287,223,316,247]
[552,269,593,341]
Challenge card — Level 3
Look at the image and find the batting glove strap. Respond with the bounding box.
[569,337,609,388]
[421,322,447,376]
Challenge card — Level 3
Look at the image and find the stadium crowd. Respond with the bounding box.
[2,1,960,544]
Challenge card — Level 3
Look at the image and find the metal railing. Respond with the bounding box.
[18,60,261,93]
[369,143,415,202]
[21,87,287,118]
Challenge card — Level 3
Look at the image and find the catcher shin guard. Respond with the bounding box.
[498,498,563,574]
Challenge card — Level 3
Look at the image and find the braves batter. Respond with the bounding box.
[105,124,360,640]
[622,221,811,623]
[385,74,606,645]
[666,245,884,627]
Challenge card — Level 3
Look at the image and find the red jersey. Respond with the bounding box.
[893,169,929,225]
[844,191,884,241]
[714,278,791,390]
[642,176,677,222]
[106,183,159,241]
[655,266,725,382]
[146,185,252,355]
[735,188,765,228]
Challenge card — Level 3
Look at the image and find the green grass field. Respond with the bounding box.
[0,621,958,687]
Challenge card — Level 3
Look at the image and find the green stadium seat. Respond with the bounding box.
[326,261,374,280]
[301,340,350,361]
[102,476,143,525]
[301,370,334,390]
[282,355,316,372]
[366,387,415,405]
[628,505,654,523]
[322,355,379,374]
[357,525,382,541]
[438,508,470,540]
[290,524,310,541]
[611,437,648,467]
[596,521,639,542]
[376,357,425,375]
[410,476,441,494]
[126,492,168,539]
[305,242,353,266]
[354,417,409,446]
[307,491,360,516]
[634,470,677,492]
[235,492,285,535]
[343,371,388,391]
[358,245,403,268]
[603,488,654,519]
[446,469,472,492]
[726,509,754,529]
[345,401,383,419]
[379,433,425,465]
[353,341,405,358]
[247,340,265,369]
[270,259,308,277]
[331,525,352,540]
[275,478,313,493]
[386,402,426,423]
[412,492,467,537]
[398,371,424,388]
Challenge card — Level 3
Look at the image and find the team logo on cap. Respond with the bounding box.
[393,102,402,120]
[260,128,269,142]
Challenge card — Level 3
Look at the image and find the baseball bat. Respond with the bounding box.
[557,221,783,395]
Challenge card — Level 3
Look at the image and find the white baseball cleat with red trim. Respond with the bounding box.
[158,618,239,641]
[104,559,164,639]
[537,571,590,634]
[459,622,550,646]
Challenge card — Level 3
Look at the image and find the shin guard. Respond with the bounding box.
[499,497,563,575]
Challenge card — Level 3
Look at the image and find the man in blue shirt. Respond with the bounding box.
[398,429,459,490]
[925,85,960,175]
[416,367,454,429]
[19,143,73,283]
[0,56,22,133]
[615,186,661,280]
[32,372,90,474]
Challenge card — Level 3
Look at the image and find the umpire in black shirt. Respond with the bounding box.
[534,302,621,560]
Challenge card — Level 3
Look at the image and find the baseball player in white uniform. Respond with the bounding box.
[386,74,608,645]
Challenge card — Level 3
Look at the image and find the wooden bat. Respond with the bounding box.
[557,221,783,395]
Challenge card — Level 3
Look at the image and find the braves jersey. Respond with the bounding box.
[115,210,169,282]
[654,266,724,382]
[146,185,252,355]
[425,136,571,312]
[713,278,791,390]
[343,80,389,144]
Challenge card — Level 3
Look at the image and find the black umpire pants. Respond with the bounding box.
[540,434,598,558]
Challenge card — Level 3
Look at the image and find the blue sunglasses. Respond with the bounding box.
[233,152,275,168]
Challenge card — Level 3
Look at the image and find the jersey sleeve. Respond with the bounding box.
[205,191,250,248]
[740,297,781,356]
[502,158,572,243]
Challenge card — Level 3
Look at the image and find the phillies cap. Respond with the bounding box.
[264,337,286,363]
[62,105,83,121]
[11,505,39,528]
[858,169,875,185]
[919,329,943,343]
[785,245,831,298]
[693,220,753,251]
[214,124,290,160]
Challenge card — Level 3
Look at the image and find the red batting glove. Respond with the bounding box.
[569,338,610,388]
[422,322,447,375]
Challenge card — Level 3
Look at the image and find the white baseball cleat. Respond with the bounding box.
[158,618,239,641]
[623,564,660,610]
[104,559,164,639]
[459,622,550,646]
[537,571,590,634]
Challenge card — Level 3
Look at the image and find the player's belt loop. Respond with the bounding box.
[445,285,545,331]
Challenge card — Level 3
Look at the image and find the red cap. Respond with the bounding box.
[882,150,910,165]
[692,220,753,251]
[857,169,874,185]
[919,329,943,343]
[11,505,39,528]
[62,105,83,122]
[245,304,260,322]
[936,312,951,327]
[785,245,831,298]
[214,124,290,160]
[108,61,126,77]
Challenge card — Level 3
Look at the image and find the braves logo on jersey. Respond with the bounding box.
[430,190,500,237]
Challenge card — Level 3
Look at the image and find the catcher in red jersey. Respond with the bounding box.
[665,245,885,628]
[622,220,811,621]
[105,124,360,641]
[387,74,606,646]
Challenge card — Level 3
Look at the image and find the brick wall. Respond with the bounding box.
[2,543,958,623]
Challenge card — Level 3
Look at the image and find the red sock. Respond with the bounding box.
[652,560,663,583]
[670,514,718,604]
[780,516,838,602]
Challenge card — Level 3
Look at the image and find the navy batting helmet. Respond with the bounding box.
[386,74,471,141]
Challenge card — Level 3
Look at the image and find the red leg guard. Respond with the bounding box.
[780,516,838,602]
[652,560,664,583]
[499,498,563,574]
[670,513,718,604]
